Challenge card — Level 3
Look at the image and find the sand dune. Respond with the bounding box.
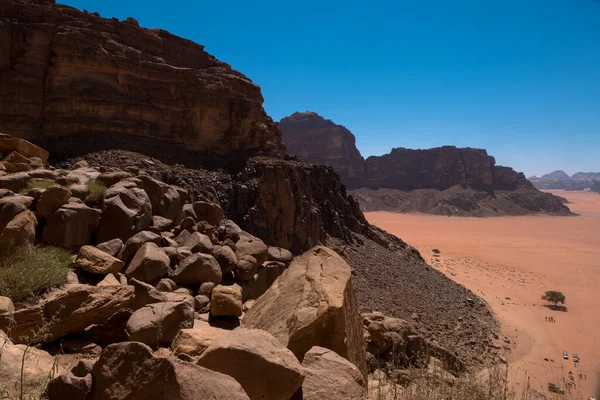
[366,190,600,398]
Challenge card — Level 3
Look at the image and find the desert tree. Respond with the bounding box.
[541,290,566,308]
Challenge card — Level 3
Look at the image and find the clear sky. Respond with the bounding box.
[63,0,600,177]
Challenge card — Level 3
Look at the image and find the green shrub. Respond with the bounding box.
[85,180,108,204]
[19,179,56,194]
[0,243,72,305]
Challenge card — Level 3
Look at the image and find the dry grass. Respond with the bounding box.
[18,179,56,195]
[84,180,107,204]
[0,243,72,306]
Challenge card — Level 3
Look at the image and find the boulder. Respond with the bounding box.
[124,242,170,283]
[119,230,162,262]
[0,135,49,164]
[74,245,124,275]
[212,245,238,273]
[181,231,214,254]
[236,254,258,281]
[156,278,177,292]
[243,246,367,377]
[238,261,286,301]
[171,327,225,357]
[86,308,133,347]
[194,295,210,312]
[96,182,152,243]
[0,210,36,246]
[0,330,64,396]
[235,234,268,265]
[0,172,30,192]
[198,282,215,298]
[171,253,222,287]
[0,285,134,344]
[41,202,101,249]
[298,346,367,400]
[96,238,124,258]
[174,229,192,246]
[97,273,121,286]
[125,301,194,346]
[210,285,243,318]
[2,151,34,173]
[0,194,34,232]
[185,201,223,227]
[152,215,173,231]
[47,360,93,400]
[91,342,249,400]
[35,184,71,218]
[0,296,15,314]
[129,278,168,311]
[197,328,304,400]
[267,246,294,263]
[138,174,184,222]
[96,171,133,187]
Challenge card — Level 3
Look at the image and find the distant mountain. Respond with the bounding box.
[279,112,572,217]
[529,170,600,190]
[541,170,570,180]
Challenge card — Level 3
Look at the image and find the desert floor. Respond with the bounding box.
[366,190,600,398]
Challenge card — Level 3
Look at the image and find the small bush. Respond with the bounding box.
[432,249,441,254]
[0,243,72,305]
[85,180,108,204]
[19,179,56,194]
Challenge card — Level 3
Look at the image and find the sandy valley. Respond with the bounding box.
[366,190,600,398]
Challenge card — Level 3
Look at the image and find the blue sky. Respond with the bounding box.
[63,0,600,176]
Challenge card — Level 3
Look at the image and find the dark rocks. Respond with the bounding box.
[125,301,194,346]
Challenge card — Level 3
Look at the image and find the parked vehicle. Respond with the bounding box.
[573,353,579,362]
[563,351,569,360]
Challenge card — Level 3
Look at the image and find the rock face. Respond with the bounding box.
[279,112,365,186]
[243,246,367,377]
[0,0,284,168]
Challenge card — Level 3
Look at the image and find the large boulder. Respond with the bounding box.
[171,253,222,287]
[0,194,33,232]
[243,246,367,376]
[96,180,152,243]
[210,285,243,318]
[129,278,168,311]
[96,238,124,258]
[0,285,134,344]
[212,245,238,274]
[0,330,64,396]
[125,301,194,346]
[124,242,170,284]
[0,172,30,192]
[197,328,304,400]
[41,202,101,249]
[298,346,367,400]
[47,359,94,400]
[235,233,268,265]
[184,201,223,227]
[74,245,124,275]
[91,342,249,400]
[36,184,71,218]
[118,230,162,262]
[0,135,48,163]
[138,174,185,222]
[171,327,226,357]
[267,246,293,263]
[181,231,213,254]
[3,151,36,173]
[0,210,36,246]
[0,296,14,314]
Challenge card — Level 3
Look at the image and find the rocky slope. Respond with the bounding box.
[279,112,365,187]
[0,0,284,169]
[529,171,600,190]
[592,181,600,194]
[279,112,572,216]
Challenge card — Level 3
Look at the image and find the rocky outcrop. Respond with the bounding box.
[0,0,284,169]
[592,180,600,194]
[279,112,365,186]
[243,246,367,377]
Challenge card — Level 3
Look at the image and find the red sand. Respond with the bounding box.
[366,190,600,398]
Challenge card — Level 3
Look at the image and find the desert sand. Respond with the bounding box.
[366,190,600,398]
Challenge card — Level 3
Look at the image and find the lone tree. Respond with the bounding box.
[541,291,566,308]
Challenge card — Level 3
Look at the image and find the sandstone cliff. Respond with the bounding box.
[0,0,284,168]
[529,171,600,190]
[279,112,365,187]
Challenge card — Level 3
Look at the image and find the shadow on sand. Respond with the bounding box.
[543,304,568,312]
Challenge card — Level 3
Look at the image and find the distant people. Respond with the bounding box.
[545,316,548,321]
